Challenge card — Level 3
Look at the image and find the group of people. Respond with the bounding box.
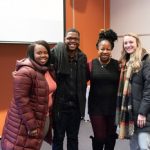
[1,28,150,150]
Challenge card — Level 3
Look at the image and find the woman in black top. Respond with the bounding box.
[88,29,120,150]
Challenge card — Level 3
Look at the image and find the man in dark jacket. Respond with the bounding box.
[51,28,88,150]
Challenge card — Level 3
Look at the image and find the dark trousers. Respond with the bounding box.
[90,115,117,150]
[52,109,81,150]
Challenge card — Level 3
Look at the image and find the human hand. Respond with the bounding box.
[137,114,146,128]
[28,129,38,137]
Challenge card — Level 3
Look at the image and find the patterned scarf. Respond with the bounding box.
[115,58,134,139]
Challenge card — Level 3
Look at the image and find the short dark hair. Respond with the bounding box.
[65,28,80,37]
[27,40,51,66]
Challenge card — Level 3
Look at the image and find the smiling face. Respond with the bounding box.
[65,31,80,51]
[123,35,137,54]
[34,44,49,66]
[98,40,112,63]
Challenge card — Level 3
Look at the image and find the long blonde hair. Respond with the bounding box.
[120,33,148,72]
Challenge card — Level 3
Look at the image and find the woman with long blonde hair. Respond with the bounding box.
[116,33,150,149]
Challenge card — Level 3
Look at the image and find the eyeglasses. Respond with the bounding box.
[66,37,79,41]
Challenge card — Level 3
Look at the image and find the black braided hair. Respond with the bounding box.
[96,29,118,50]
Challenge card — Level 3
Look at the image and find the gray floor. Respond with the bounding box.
[0,120,130,150]
[40,120,130,150]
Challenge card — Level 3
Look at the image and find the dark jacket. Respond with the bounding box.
[131,53,150,132]
[1,58,52,150]
[51,42,88,117]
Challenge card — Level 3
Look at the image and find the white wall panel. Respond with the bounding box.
[110,0,150,59]
[0,0,64,43]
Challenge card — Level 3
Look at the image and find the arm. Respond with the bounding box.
[50,45,59,72]
[138,57,150,127]
[13,67,38,134]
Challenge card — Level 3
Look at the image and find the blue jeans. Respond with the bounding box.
[130,132,150,150]
[52,109,81,150]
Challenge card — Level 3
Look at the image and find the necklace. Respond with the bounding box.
[98,57,111,68]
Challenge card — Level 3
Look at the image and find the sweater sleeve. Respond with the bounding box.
[139,57,150,115]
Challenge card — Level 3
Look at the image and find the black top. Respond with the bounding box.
[61,55,78,110]
[66,55,78,101]
[88,58,120,116]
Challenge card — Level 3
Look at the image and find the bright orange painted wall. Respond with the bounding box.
[0,44,27,136]
[66,0,110,60]
[0,0,110,136]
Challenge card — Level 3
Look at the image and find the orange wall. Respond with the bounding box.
[0,44,28,136]
[66,0,110,60]
[0,0,110,136]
